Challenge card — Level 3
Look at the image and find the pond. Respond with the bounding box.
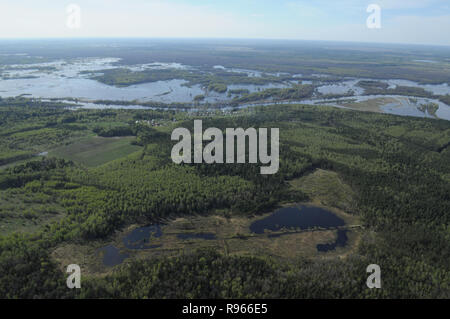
[316,230,348,252]
[97,245,129,267]
[97,225,163,267]
[249,205,345,234]
[123,225,163,250]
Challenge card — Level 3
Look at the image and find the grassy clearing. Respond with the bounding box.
[0,213,64,236]
[0,188,67,235]
[52,206,362,274]
[50,170,361,274]
[49,136,142,167]
[51,244,110,276]
[289,169,357,213]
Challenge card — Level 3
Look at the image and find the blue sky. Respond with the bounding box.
[0,0,449,45]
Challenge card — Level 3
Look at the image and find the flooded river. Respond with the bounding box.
[2,57,450,120]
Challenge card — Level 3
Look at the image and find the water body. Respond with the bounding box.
[202,82,290,104]
[300,95,450,121]
[66,101,155,110]
[317,79,365,95]
[318,78,450,96]
[413,60,437,64]
[177,233,217,240]
[126,62,189,72]
[0,58,204,103]
[97,245,129,267]
[0,58,291,103]
[0,76,205,103]
[316,230,348,252]
[383,79,450,95]
[249,205,345,234]
[123,225,163,250]
[2,57,450,120]
[97,225,163,267]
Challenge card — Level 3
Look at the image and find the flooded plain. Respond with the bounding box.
[0,58,289,103]
[2,57,450,120]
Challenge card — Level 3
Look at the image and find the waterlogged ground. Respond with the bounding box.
[2,56,450,120]
[63,167,363,271]
[57,203,361,271]
[0,58,290,103]
[301,95,450,120]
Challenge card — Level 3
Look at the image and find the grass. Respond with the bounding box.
[50,170,362,274]
[51,205,362,274]
[48,136,142,167]
[289,169,357,213]
[0,188,67,235]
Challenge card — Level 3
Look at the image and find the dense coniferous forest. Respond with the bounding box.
[0,97,449,298]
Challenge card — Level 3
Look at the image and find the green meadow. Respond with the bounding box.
[49,136,142,167]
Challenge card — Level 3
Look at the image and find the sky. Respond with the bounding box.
[0,0,449,45]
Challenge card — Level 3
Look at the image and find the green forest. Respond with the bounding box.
[0,97,449,299]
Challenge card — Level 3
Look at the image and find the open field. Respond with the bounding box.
[0,185,67,235]
[49,136,142,167]
[289,169,358,213]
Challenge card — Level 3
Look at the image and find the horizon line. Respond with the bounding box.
[0,36,449,48]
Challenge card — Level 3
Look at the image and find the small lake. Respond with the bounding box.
[123,225,163,250]
[249,205,345,234]
[317,230,348,252]
[97,245,129,267]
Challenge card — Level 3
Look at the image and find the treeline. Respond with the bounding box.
[357,80,434,98]
[439,94,450,105]
[356,81,450,107]
[93,125,135,137]
[233,85,315,103]
[91,67,287,89]
[78,250,377,299]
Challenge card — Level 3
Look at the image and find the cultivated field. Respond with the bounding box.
[49,136,142,167]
